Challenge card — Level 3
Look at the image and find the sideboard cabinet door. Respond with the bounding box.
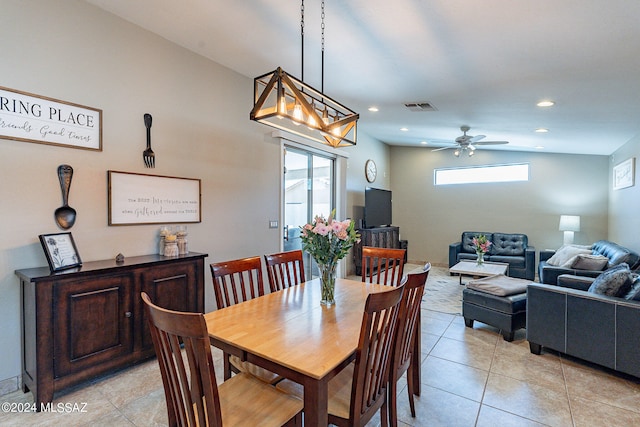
[139,261,199,350]
[53,274,134,378]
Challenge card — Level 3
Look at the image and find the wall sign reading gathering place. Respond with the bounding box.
[0,86,102,151]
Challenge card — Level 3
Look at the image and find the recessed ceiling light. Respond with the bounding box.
[537,100,555,107]
[535,128,549,133]
[400,127,409,132]
[535,145,545,150]
[420,141,428,145]
[368,106,379,112]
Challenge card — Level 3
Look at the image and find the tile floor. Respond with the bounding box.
[2,308,640,426]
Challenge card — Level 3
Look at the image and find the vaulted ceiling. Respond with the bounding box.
[85,0,640,155]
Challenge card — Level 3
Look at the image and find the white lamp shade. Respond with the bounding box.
[559,215,580,232]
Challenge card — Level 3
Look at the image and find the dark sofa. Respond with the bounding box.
[527,278,640,378]
[538,240,640,285]
[449,232,535,280]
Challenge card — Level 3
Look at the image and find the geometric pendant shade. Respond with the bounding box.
[250,67,358,148]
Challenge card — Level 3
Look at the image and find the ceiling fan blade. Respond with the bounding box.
[474,140,509,145]
[469,134,486,143]
[431,146,452,152]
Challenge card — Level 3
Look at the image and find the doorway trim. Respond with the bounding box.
[273,130,349,277]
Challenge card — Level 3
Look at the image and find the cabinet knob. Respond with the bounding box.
[125,311,132,318]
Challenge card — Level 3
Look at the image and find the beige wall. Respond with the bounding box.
[2,0,635,393]
[609,136,640,252]
[0,1,386,388]
[389,148,610,266]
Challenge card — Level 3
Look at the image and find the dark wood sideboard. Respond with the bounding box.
[354,226,407,275]
[16,252,208,409]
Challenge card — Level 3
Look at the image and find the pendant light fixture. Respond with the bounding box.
[250,0,358,147]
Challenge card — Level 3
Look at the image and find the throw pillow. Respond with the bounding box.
[588,263,633,297]
[570,254,609,271]
[623,274,640,301]
[546,245,592,266]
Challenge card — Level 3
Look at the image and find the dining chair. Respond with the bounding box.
[210,256,281,383]
[361,246,406,286]
[388,263,430,427]
[140,292,303,427]
[210,256,265,308]
[276,283,404,427]
[264,249,306,292]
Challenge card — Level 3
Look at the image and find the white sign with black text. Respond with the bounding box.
[0,86,102,150]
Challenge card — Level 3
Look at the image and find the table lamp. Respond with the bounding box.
[559,215,580,245]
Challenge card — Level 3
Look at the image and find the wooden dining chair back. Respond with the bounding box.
[264,250,305,292]
[210,256,282,383]
[388,264,430,426]
[361,246,406,286]
[141,292,303,427]
[327,283,405,427]
[210,256,265,309]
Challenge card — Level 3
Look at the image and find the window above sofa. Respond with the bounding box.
[434,163,529,186]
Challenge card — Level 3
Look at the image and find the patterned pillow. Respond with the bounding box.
[588,263,634,297]
[623,274,640,301]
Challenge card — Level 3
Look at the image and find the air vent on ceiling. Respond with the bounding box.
[404,102,437,112]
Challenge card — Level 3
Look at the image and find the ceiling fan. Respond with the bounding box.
[431,126,509,157]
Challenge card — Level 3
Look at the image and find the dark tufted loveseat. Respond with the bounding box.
[538,240,640,285]
[449,232,535,280]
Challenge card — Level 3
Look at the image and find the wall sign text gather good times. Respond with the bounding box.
[0,86,102,151]
[108,171,201,225]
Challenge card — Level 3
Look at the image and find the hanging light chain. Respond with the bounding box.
[300,0,305,82]
[321,0,325,93]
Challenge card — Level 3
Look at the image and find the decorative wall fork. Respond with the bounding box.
[143,113,155,168]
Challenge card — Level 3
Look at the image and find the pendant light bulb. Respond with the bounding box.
[278,88,287,117]
[292,100,303,125]
[307,101,317,128]
[332,113,341,136]
[322,107,330,125]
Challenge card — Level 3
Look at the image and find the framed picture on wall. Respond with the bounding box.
[39,232,82,272]
[613,157,635,190]
[108,171,201,225]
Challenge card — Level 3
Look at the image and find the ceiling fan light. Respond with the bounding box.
[468,149,474,156]
[453,149,460,157]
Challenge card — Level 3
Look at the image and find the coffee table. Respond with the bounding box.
[449,260,509,284]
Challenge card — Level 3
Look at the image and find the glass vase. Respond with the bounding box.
[317,262,337,306]
[476,251,485,265]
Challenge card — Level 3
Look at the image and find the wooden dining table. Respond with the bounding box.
[204,277,421,427]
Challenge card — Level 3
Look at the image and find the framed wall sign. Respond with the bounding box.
[613,157,635,190]
[108,171,202,225]
[0,86,102,151]
[39,232,82,272]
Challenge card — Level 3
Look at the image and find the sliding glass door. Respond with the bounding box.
[283,146,334,279]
